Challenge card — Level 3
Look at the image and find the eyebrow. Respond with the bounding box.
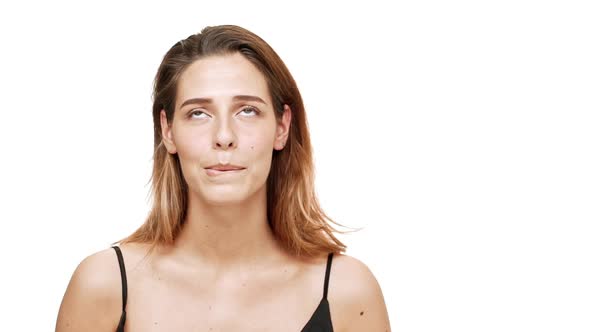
[180,95,267,108]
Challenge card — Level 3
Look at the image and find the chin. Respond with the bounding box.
[198,187,253,206]
[203,195,248,207]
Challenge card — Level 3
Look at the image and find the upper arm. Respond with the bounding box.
[55,248,122,332]
[330,254,391,332]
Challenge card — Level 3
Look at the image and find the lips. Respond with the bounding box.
[205,168,245,177]
[205,164,246,171]
[204,164,246,177]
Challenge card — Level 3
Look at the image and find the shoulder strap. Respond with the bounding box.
[322,252,334,300]
[111,245,128,311]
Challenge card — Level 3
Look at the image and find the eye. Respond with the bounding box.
[240,106,260,116]
[188,106,260,119]
[188,109,209,119]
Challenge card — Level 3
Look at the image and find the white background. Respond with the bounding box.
[1,0,589,331]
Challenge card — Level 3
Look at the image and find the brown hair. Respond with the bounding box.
[113,24,359,258]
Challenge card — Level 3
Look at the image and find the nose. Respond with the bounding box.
[214,117,237,150]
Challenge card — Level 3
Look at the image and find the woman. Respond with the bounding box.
[55,25,391,331]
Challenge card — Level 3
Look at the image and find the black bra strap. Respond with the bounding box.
[112,245,128,311]
[322,253,334,300]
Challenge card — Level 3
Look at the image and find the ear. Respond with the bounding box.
[160,109,177,154]
[274,104,292,150]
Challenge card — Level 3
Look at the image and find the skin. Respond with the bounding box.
[55,52,391,331]
[159,52,293,274]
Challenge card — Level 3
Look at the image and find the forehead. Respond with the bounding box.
[176,53,270,105]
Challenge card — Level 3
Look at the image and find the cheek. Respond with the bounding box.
[248,134,275,158]
[174,131,208,164]
[173,125,275,167]
[244,135,275,178]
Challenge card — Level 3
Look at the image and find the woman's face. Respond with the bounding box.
[160,52,291,206]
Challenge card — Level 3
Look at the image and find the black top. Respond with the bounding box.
[111,245,334,332]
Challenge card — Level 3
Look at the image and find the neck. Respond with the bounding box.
[171,185,285,273]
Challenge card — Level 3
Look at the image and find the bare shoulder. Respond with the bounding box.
[329,253,392,332]
[55,246,124,332]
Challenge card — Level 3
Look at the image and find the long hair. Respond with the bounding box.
[114,25,359,258]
